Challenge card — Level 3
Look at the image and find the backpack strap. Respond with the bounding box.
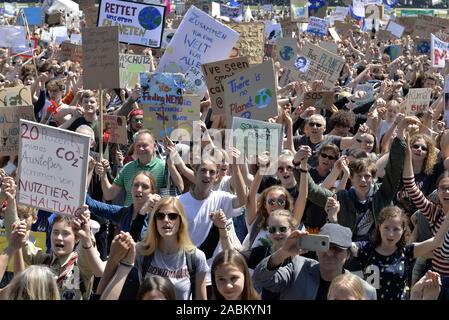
[140,253,154,281]
[185,249,197,299]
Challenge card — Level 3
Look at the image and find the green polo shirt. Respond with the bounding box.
[113,156,166,206]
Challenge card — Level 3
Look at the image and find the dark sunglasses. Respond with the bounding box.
[412,144,428,152]
[155,212,179,221]
[267,198,286,206]
[268,226,288,234]
[320,153,337,161]
[132,118,144,123]
[308,122,323,128]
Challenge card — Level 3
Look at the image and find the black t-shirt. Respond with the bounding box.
[257,176,299,200]
[67,117,92,132]
[315,276,332,300]
[293,134,342,168]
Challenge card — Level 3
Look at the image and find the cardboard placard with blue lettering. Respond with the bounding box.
[119,53,153,89]
[17,120,90,216]
[223,59,278,127]
[98,0,166,48]
[18,7,43,26]
[202,57,250,114]
[156,6,239,81]
[306,16,328,36]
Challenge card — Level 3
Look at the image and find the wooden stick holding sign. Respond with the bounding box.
[20,9,39,78]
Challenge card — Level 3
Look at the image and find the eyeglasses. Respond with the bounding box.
[268,226,288,234]
[278,166,294,173]
[266,198,286,206]
[308,122,323,128]
[438,186,449,193]
[320,153,337,161]
[155,212,179,221]
[412,144,428,152]
[132,118,144,123]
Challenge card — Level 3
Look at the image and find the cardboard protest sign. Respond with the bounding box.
[290,0,308,22]
[386,21,405,38]
[303,91,334,110]
[416,39,431,55]
[50,26,69,45]
[328,27,341,42]
[280,19,297,38]
[334,21,353,33]
[119,54,152,89]
[306,16,328,36]
[265,21,283,45]
[0,26,27,50]
[60,42,83,63]
[82,26,120,89]
[319,41,338,54]
[277,38,298,71]
[167,94,201,141]
[0,86,32,108]
[352,0,365,18]
[226,22,265,65]
[220,3,243,19]
[230,117,282,172]
[161,28,176,48]
[156,5,239,90]
[365,4,383,21]
[184,65,206,96]
[385,45,402,61]
[70,33,82,45]
[202,57,250,114]
[0,106,35,156]
[84,6,99,28]
[17,120,90,215]
[98,0,166,48]
[104,115,128,144]
[431,33,449,69]
[18,7,43,26]
[223,59,278,127]
[406,88,432,115]
[297,42,345,90]
[354,83,375,106]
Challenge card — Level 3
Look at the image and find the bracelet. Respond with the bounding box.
[82,243,93,250]
[120,261,134,268]
[299,168,308,173]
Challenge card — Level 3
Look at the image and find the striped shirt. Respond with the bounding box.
[403,176,449,276]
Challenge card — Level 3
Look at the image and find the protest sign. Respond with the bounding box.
[280,19,297,38]
[50,26,69,44]
[70,33,82,45]
[406,88,432,115]
[328,27,341,42]
[0,106,35,156]
[17,120,90,216]
[365,4,383,21]
[416,39,431,55]
[119,53,152,89]
[352,0,365,17]
[220,3,243,19]
[45,11,63,26]
[202,57,250,114]
[277,37,298,71]
[319,41,338,54]
[161,28,176,48]
[168,94,201,141]
[18,7,43,26]
[98,0,166,48]
[60,42,83,63]
[223,59,278,127]
[385,45,402,61]
[184,65,206,96]
[263,4,273,13]
[334,20,353,33]
[0,26,27,50]
[290,0,308,22]
[306,16,328,36]
[156,5,239,92]
[303,91,334,110]
[431,33,449,69]
[225,22,265,65]
[445,76,449,127]
[0,86,32,108]
[332,6,349,21]
[84,6,99,28]
[265,21,283,45]
[386,21,405,38]
[82,26,120,89]
[104,115,128,144]
[354,83,375,106]
[297,41,345,90]
[230,117,282,169]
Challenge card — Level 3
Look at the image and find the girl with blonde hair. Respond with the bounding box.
[328,273,365,300]
[7,265,60,300]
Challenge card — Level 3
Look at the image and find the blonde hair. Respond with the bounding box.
[8,266,60,300]
[328,273,365,300]
[139,197,195,256]
[268,209,298,229]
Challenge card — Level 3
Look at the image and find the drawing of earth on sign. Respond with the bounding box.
[279,45,295,61]
[138,7,162,30]
[255,88,272,109]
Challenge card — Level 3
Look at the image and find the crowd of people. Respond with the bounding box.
[1,1,449,302]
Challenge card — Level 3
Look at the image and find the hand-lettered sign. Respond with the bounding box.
[406,88,432,115]
[17,120,90,216]
[225,22,265,65]
[0,106,35,156]
[119,53,153,89]
[104,115,128,144]
[0,86,32,108]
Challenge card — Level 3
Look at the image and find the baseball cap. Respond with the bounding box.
[319,223,352,249]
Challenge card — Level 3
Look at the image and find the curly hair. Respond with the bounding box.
[372,206,411,248]
[331,110,356,129]
[410,134,437,176]
[256,186,294,230]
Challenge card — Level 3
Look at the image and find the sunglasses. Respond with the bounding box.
[438,186,449,193]
[278,166,294,173]
[320,153,337,161]
[155,212,179,221]
[132,118,144,123]
[412,144,428,152]
[308,122,323,128]
[267,198,286,206]
[268,226,288,234]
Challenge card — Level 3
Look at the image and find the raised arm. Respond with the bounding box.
[229,148,247,209]
[95,159,123,201]
[246,154,269,226]
[292,146,311,225]
[413,213,449,258]
[211,210,233,251]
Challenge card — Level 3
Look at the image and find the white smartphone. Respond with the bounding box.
[297,234,330,252]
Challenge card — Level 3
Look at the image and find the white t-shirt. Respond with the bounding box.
[139,249,209,300]
[178,190,242,284]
